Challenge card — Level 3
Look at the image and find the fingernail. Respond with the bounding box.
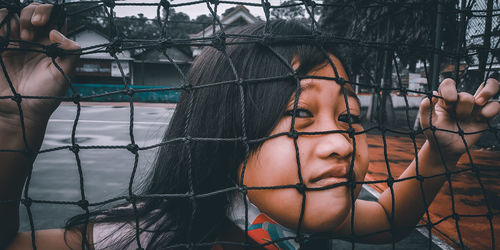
[476,97,485,106]
[32,14,41,23]
[52,30,64,41]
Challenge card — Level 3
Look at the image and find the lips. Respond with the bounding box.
[309,177,349,189]
[308,165,350,188]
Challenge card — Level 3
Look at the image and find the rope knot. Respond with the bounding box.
[212,32,226,51]
[416,174,425,182]
[426,92,434,101]
[158,38,172,51]
[238,185,248,195]
[127,88,135,96]
[106,38,122,55]
[399,87,407,96]
[347,127,355,138]
[46,43,64,58]
[70,144,80,153]
[336,77,346,85]
[295,234,308,243]
[103,0,116,8]
[263,1,271,11]
[11,93,21,103]
[261,32,273,44]
[430,125,437,132]
[127,194,137,203]
[21,198,32,207]
[386,177,394,187]
[72,93,81,104]
[288,130,299,139]
[304,0,316,8]
[77,199,89,210]
[160,0,170,10]
[378,124,386,133]
[295,183,306,194]
[127,143,139,153]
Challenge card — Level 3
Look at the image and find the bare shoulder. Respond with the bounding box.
[6,225,94,250]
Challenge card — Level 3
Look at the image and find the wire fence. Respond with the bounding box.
[0,0,499,249]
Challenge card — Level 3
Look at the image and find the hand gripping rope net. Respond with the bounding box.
[0,0,499,249]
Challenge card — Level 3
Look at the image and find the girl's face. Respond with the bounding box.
[238,56,369,232]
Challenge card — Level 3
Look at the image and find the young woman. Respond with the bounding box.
[1,3,499,250]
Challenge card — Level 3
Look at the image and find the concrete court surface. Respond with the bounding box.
[17,102,445,249]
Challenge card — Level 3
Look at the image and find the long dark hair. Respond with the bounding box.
[67,19,347,249]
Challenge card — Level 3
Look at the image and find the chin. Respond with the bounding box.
[301,189,352,232]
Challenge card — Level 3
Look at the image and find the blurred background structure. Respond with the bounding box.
[2,0,499,249]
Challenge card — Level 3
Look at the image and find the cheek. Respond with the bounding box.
[352,134,369,197]
[240,136,298,187]
[354,134,369,177]
[238,135,304,229]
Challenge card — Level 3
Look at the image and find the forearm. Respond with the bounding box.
[377,141,458,237]
[0,117,47,246]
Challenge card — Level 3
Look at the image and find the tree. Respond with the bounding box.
[319,0,460,124]
[271,0,306,20]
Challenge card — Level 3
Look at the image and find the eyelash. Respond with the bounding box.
[338,114,361,124]
[284,109,313,118]
[284,109,361,124]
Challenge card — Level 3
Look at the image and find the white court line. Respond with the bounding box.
[49,119,169,125]
[362,184,453,250]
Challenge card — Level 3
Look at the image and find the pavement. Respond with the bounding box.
[17,102,499,249]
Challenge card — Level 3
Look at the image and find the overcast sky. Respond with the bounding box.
[114,0,285,19]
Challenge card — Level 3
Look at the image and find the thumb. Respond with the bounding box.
[48,29,80,77]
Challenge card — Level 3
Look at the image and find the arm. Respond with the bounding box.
[0,3,82,248]
[336,78,500,243]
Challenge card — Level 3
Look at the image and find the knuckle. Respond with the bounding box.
[440,78,456,87]
[37,4,53,13]
[458,92,474,102]
[421,97,430,105]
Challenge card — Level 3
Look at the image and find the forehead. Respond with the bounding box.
[296,55,360,108]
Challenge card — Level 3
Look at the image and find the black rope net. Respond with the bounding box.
[0,0,499,249]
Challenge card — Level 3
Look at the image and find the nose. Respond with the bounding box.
[314,131,353,160]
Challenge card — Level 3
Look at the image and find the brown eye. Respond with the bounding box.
[338,114,361,124]
[285,109,313,118]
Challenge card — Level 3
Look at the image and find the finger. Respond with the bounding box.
[474,81,485,96]
[49,30,80,76]
[419,94,438,128]
[479,101,500,120]
[31,4,53,27]
[475,78,499,106]
[438,78,458,111]
[456,92,475,120]
[0,8,20,40]
[19,3,39,41]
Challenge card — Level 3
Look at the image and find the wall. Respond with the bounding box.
[132,62,188,87]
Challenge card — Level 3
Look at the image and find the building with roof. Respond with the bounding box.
[190,5,261,57]
[67,26,134,85]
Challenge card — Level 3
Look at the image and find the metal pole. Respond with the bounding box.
[431,0,444,91]
[454,0,467,90]
[479,0,494,78]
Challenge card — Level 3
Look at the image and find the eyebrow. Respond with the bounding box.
[298,82,362,109]
[343,86,362,109]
